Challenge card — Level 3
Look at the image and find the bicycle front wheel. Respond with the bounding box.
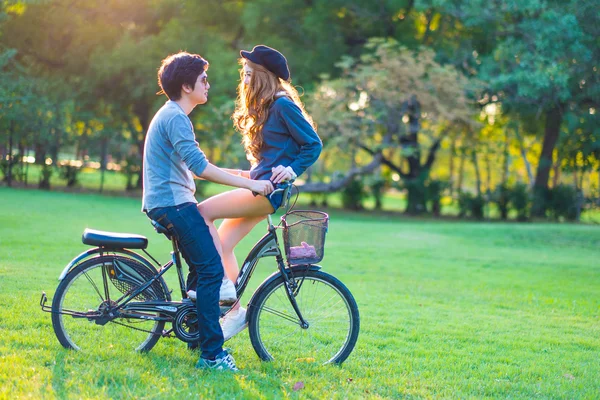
[51,255,168,352]
[247,269,359,364]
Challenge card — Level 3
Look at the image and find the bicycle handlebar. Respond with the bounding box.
[268,179,295,213]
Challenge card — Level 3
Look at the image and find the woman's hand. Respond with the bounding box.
[250,179,274,196]
[271,165,297,184]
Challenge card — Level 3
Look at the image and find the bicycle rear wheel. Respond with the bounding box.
[51,255,168,352]
[247,269,359,364]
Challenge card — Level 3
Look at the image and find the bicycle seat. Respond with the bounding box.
[150,220,172,239]
[82,228,148,249]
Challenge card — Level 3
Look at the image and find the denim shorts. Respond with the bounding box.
[254,183,286,212]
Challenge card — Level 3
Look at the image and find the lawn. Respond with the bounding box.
[0,186,599,399]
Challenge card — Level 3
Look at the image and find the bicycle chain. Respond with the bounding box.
[110,320,172,337]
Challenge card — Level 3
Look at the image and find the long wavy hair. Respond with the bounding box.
[233,59,316,165]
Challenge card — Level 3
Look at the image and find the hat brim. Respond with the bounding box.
[240,50,258,64]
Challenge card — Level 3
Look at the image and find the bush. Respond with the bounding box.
[39,164,53,189]
[342,176,366,210]
[458,192,485,220]
[309,193,329,207]
[492,185,510,220]
[404,177,427,214]
[426,180,448,217]
[194,180,208,199]
[365,174,387,210]
[548,184,580,221]
[123,155,141,191]
[60,165,80,187]
[508,183,530,221]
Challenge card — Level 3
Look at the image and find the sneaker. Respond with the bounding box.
[187,278,237,304]
[221,307,248,342]
[195,349,239,372]
[219,278,237,305]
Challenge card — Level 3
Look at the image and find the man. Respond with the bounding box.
[142,52,273,371]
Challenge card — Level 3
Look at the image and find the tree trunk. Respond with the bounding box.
[532,107,563,217]
[34,142,46,166]
[457,148,466,193]
[449,135,457,196]
[552,160,561,187]
[299,153,383,193]
[513,123,534,186]
[472,150,481,197]
[485,153,492,195]
[6,122,14,187]
[134,103,150,190]
[99,137,108,193]
[501,129,510,186]
[17,140,25,183]
[402,96,426,214]
[24,148,30,186]
[597,168,600,207]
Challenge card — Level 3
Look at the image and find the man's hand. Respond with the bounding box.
[271,165,297,184]
[250,179,274,196]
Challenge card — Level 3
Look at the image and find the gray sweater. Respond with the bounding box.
[142,101,208,211]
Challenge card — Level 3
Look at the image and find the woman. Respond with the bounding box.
[192,45,322,341]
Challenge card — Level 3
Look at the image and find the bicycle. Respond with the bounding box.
[40,181,360,364]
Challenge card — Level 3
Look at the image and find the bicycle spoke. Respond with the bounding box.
[83,270,105,303]
[251,273,357,364]
[260,305,302,325]
[52,256,167,352]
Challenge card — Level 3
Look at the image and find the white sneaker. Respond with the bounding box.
[221,307,248,342]
[186,278,237,304]
[219,278,237,305]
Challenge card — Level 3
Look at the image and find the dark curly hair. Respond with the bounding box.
[157,52,209,101]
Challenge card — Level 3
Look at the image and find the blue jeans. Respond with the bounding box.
[146,202,224,359]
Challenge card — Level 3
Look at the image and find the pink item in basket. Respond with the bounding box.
[289,241,317,260]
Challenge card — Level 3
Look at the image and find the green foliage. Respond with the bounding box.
[341,176,367,210]
[547,184,581,221]
[458,191,485,220]
[1,0,598,222]
[404,176,428,214]
[425,179,448,216]
[364,173,387,210]
[507,183,530,222]
[122,154,141,191]
[38,164,53,189]
[59,165,80,188]
[492,184,510,220]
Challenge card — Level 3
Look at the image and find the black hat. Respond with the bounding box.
[240,45,290,81]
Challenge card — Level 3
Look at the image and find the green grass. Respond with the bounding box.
[1,187,599,399]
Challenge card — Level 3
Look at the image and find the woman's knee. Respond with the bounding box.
[197,203,215,224]
[221,241,236,255]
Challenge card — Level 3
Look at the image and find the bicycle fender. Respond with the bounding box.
[58,248,157,281]
[246,265,322,308]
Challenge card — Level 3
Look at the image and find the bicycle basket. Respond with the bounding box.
[282,210,329,265]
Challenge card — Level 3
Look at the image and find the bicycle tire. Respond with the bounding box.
[51,255,168,352]
[247,269,359,364]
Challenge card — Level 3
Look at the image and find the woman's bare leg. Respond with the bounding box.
[198,188,274,280]
[216,216,265,281]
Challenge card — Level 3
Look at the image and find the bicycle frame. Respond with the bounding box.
[41,181,312,329]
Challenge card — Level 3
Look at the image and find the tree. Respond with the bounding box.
[309,38,474,212]
[439,0,599,216]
